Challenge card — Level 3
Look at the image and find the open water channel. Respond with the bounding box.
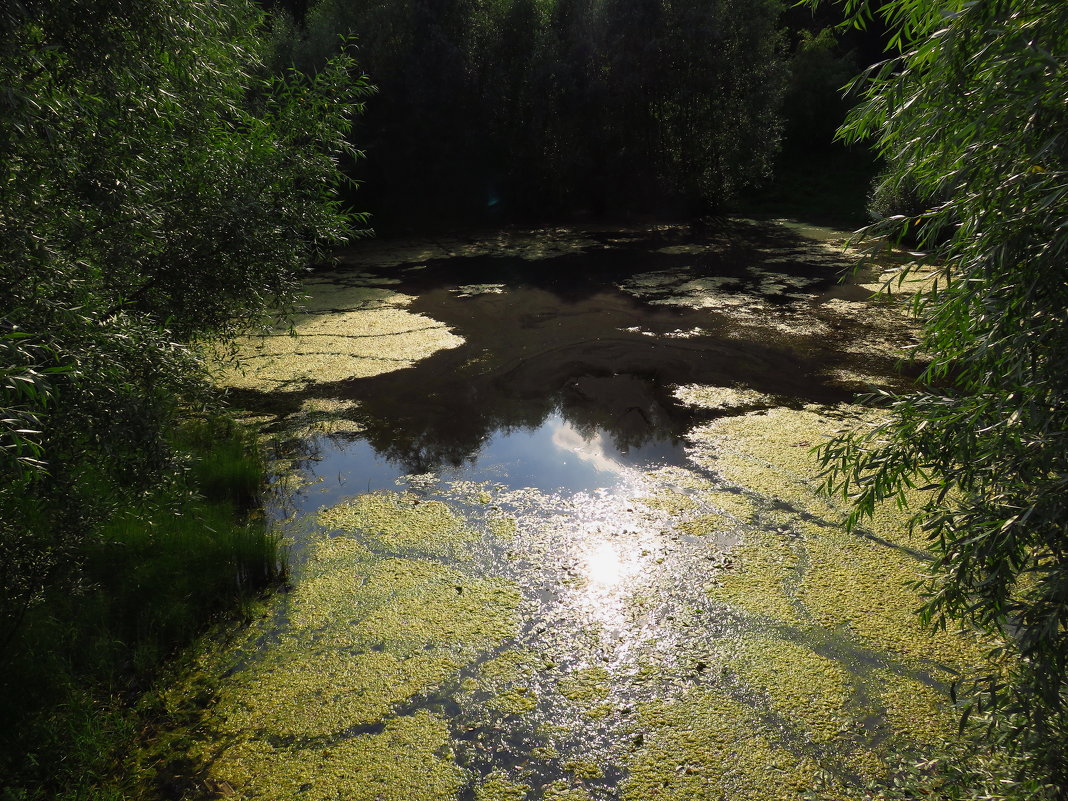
[173,219,987,801]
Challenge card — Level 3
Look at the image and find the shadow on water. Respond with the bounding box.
[232,218,897,496]
[197,220,959,801]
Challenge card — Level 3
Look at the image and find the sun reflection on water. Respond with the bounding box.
[584,540,633,587]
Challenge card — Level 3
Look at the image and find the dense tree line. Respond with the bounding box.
[277,0,796,223]
[815,0,1068,794]
[0,0,364,634]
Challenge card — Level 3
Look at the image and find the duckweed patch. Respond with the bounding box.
[489,686,538,716]
[558,667,612,718]
[673,383,774,411]
[488,513,518,541]
[454,283,507,297]
[799,521,987,671]
[732,637,854,746]
[675,512,729,537]
[669,404,992,788]
[564,759,605,779]
[290,535,519,658]
[877,675,958,747]
[686,407,849,519]
[478,650,545,686]
[706,528,806,626]
[623,690,832,801]
[690,407,990,674]
[475,771,531,801]
[213,278,463,391]
[207,710,464,801]
[313,559,519,656]
[542,780,594,801]
[217,648,457,737]
[637,490,699,515]
[318,491,477,556]
[283,397,365,438]
[643,465,718,492]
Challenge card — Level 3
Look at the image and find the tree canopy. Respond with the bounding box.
[288,0,786,221]
[0,0,369,646]
[813,0,1068,790]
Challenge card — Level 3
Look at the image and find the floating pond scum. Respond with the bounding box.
[174,220,988,800]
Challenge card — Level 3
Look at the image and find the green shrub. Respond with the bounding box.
[0,418,282,799]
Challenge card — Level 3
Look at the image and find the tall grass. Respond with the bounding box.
[0,416,283,800]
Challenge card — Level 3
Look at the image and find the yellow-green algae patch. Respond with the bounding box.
[488,512,518,541]
[283,396,365,438]
[318,491,478,556]
[675,403,994,789]
[622,690,836,801]
[731,637,854,745]
[192,493,525,799]
[564,759,605,779]
[877,673,958,746]
[542,780,594,801]
[216,648,456,737]
[489,686,538,716]
[798,518,988,671]
[476,771,531,801]
[637,490,700,515]
[687,406,850,520]
[692,406,990,671]
[454,283,507,297]
[558,666,612,719]
[478,649,545,686]
[207,710,464,801]
[213,279,463,391]
[644,464,717,492]
[675,512,730,537]
[292,551,520,657]
[673,383,774,411]
[706,527,806,626]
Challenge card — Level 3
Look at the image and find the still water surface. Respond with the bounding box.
[198,220,964,801]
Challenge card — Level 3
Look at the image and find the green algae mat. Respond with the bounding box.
[162,221,990,800]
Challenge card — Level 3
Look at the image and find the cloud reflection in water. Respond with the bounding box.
[551,421,626,475]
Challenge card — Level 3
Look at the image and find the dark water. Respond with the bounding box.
[216,220,943,801]
[242,218,894,506]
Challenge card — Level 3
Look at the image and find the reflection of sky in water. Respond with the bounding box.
[275,407,695,672]
[283,411,687,517]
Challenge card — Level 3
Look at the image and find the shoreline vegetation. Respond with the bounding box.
[0,416,284,800]
[2,0,1064,797]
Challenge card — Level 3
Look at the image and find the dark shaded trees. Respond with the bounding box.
[293,0,787,223]
[0,0,368,650]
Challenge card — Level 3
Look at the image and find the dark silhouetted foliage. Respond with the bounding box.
[814,0,1068,792]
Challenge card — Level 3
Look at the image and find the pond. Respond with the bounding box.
[182,219,985,801]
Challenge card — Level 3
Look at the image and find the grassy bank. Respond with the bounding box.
[0,417,283,801]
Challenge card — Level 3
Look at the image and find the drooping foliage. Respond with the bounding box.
[0,0,368,651]
[813,0,1068,789]
[1,0,368,793]
[291,0,786,221]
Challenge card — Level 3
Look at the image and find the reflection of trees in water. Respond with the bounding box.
[558,374,684,455]
[253,219,882,476]
[349,370,686,476]
[356,402,548,474]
